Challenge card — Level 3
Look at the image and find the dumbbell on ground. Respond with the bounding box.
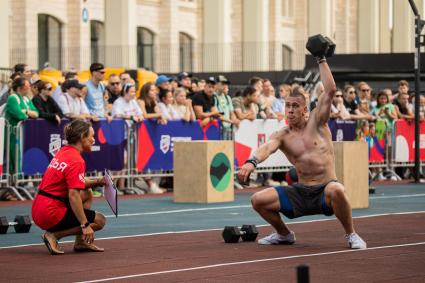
[222,225,258,243]
[0,215,32,234]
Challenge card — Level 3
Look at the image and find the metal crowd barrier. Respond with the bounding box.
[4,118,425,200]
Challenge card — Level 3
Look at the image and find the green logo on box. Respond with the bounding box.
[210,152,231,192]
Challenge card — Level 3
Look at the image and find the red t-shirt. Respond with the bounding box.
[32,146,86,230]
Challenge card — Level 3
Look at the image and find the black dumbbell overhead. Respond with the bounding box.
[222,225,258,243]
[306,34,336,61]
[0,215,32,234]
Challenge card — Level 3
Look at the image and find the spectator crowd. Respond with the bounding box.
[0,62,423,200]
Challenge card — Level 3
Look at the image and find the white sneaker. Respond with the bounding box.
[147,183,164,194]
[345,233,367,249]
[258,231,296,245]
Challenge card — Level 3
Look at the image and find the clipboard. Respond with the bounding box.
[103,169,118,217]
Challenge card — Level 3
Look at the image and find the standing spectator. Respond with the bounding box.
[393,92,414,121]
[372,89,397,131]
[356,82,372,102]
[357,99,376,122]
[394,80,409,101]
[85,63,112,122]
[232,86,259,121]
[112,83,143,123]
[156,75,172,92]
[177,72,194,99]
[330,89,351,120]
[248,77,267,119]
[53,71,78,103]
[32,81,63,124]
[104,74,122,114]
[111,83,144,195]
[343,85,364,120]
[173,87,196,122]
[170,76,179,91]
[137,82,167,124]
[158,89,180,120]
[4,77,39,173]
[310,82,325,111]
[192,77,221,127]
[214,75,239,139]
[119,72,133,85]
[261,79,277,118]
[191,77,200,93]
[272,84,291,121]
[13,63,32,81]
[57,80,95,121]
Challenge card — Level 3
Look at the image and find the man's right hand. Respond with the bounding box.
[82,225,94,244]
[238,162,255,183]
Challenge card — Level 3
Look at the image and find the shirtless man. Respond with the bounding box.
[238,46,367,249]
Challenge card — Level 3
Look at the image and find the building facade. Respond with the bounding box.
[0,0,422,72]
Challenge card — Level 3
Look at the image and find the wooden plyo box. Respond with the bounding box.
[173,141,234,203]
[333,141,369,209]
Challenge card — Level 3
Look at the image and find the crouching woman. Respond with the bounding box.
[32,119,106,255]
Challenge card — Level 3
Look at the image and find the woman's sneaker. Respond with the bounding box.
[147,183,164,194]
[258,231,296,245]
[345,233,367,249]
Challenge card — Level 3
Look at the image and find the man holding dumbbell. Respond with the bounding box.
[238,35,366,249]
[32,119,106,255]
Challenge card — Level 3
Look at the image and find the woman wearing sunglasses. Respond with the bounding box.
[32,80,64,125]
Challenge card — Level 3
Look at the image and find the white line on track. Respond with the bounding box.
[77,241,425,283]
[1,210,424,250]
[102,193,425,219]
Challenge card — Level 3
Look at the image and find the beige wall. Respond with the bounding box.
[5,0,422,72]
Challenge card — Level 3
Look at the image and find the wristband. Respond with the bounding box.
[317,57,326,64]
[80,222,90,229]
[244,155,260,168]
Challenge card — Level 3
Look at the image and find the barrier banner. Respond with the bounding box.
[234,119,290,168]
[234,119,358,169]
[136,120,220,172]
[394,119,425,162]
[21,119,125,175]
[328,119,357,141]
[0,118,4,173]
[365,119,386,163]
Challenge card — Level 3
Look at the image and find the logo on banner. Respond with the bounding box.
[209,152,232,192]
[258,133,266,147]
[160,135,171,154]
[336,129,343,141]
[49,134,62,157]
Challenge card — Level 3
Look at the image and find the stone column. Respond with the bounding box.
[358,0,380,53]
[0,0,10,68]
[242,0,269,71]
[158,0,179,73]
[104,0,137,68]
[203,0,232,72]
[379,0,391,52]
[393,0,421,52]
[308,0,333,37]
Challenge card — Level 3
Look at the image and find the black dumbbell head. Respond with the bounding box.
[14,215,31,233]
[0,216,9,234]
[223,226,241,243]
[324,36,336,58]
[240,225,258,242]
[306,34,329,58]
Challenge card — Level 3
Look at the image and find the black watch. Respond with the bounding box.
[80,222,90,229]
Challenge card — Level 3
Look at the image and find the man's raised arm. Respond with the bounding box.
[306,35,337,124]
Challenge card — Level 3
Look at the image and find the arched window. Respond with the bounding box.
[137,27,154,70]
[91,20,105,64]
[179,32,193,72]
[38,14,62,69]
[282,44,293,70]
